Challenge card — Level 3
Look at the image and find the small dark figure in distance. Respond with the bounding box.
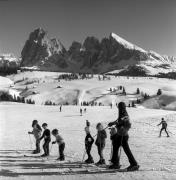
[60,105,62,112]
[86,120,90,127]
[157,118,169,137]
[84,108,87,113]
[40,123,51,157]
[80,108,83,116]
[52,129,65,161]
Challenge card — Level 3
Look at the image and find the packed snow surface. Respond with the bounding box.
[0,103,176,180]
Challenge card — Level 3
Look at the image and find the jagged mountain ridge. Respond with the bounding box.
[0,54,20,75]
[20,28,176,75]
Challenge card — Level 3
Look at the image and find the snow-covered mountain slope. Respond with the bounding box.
[3,71,176,111]
[20,28,176,76]
[110,32,146,53]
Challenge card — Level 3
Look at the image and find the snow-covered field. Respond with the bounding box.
[0,103,176,180]
[1,72,176,179]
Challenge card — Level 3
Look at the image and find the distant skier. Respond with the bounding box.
[84,126,94,163]
[28,120,42,154]
[84,108,87,113]
[52,129,65,161]
[40,123,51,157]
[95,123,107,165]
[110,103,112,109]
[80,108,83,116]
[157,118,169,137]
[60,105,62,112]
[86,120,90,127]
[108,102,139,171]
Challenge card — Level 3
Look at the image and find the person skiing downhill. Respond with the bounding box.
[28,120,42,154]
[108,102,139,171]
[157,118,169,137]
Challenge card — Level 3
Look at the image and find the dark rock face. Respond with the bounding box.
[20,28,174,74]
[21,28,67,69]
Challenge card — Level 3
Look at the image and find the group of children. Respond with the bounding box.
[28,119,109,165]
[84,120,107,165]
[28,120,65,160]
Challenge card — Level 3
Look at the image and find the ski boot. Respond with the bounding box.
[41,153,47,157]
[86,157,94,164]
[109,164,121,169]
[126,164,140,171]
[96,159,105,166]
[57,156,65,161]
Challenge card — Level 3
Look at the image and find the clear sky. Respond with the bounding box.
[0,0,175,57]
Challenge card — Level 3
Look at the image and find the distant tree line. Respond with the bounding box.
[0,91,35,104]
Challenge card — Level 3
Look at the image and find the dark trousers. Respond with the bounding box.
[86,144,93,159]
[160,128,169,137]
[59,143,65,159]
[111,135,137,166]
[43,139,51,155]
[97,143,105,160]
[35,139,40,152]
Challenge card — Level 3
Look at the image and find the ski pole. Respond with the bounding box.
[28,134,32,149]
[82,149,86,162]
[50,144,53,154]
[168,130,175,135]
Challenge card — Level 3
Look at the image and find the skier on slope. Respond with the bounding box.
[60,105,62,112]
[108,102,139,171]
[80,108,83,116]
[157,118,169,137]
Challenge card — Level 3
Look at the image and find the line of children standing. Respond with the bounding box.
[84,120,107,165]
[28,120,65,160]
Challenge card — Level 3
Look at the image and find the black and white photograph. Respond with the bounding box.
[0,0,176,179]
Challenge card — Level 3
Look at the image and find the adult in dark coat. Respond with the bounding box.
[108,102,139,171]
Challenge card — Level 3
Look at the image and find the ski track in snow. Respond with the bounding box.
[0,104,176,179]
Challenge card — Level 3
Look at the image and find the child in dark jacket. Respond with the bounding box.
[109,127,119,166]
[84,126,94,163]
[40,123,51,157]
[95,123,107,165]
[52,129,65,161]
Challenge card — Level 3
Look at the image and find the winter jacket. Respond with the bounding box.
[158,120,167,129]
[32,127,42,140]
[95,130,107,146]
[108,116,131,136]
[40,129,51,141]
[85,133,94,147]
[55,134,64,145]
